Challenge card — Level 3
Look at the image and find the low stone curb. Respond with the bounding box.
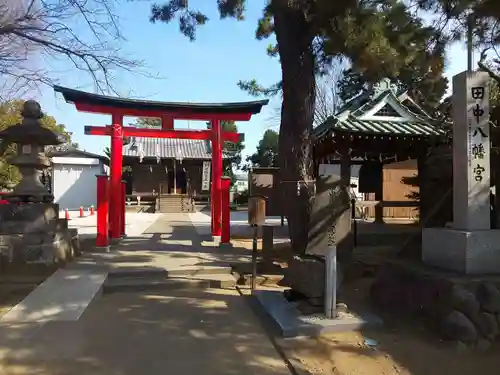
[252,289,383,338]
[286,356,314,375]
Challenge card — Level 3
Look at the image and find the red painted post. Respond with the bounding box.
[109,116,124,239]
[211,119,222,237]
[210,182,215,234]
[96,174,109,247]
[220,177,231,244]
[121,180,126,237]
[90,205,95,215]
[79,205,84,217]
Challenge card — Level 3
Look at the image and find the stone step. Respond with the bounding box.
[166,265,233,277]
[107,265,232,279]
[103,274,236,294]
[103,277,210,294]
[107,267,167,279]
[235,272,284,287]
[158,209,195,213]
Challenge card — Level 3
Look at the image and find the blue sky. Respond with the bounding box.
[35,0,476,159]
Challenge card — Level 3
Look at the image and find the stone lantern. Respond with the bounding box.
[0,100,63,203]
[0,100,77,266]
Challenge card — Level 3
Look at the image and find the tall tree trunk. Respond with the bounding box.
[273,1,316,255]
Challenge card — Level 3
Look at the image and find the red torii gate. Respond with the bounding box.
[54,86,268,242]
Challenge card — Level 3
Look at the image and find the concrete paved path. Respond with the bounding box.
[1,213,247,324]
[76,213,253,273]
[68,212,162,237]
[0,212,292,374]
[0,214,290,375]
[1,213,253,324]
[0,288,291,375]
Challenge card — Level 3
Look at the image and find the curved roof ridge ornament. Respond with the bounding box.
[371,78,398,99]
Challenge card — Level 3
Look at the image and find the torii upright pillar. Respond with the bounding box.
[211,119,223,238]
[110,115,124,239]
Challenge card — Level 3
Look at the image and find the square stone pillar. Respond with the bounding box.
[452,71,490,230]
[422,71,500,274]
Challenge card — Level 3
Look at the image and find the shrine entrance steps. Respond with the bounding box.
[157,194,195,213]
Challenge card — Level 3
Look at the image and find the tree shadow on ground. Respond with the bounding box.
[224,216,500,375]
[274,264,500,375]
[0,288,292,375]
[75,213,270,275]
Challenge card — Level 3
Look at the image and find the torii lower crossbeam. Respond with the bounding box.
[84,126,243,143]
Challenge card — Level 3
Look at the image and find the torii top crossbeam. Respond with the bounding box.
[54,85,268,242]
[54,85,268,121]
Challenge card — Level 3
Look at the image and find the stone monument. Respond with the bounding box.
[422,71,500,274]
[285,174,350,306]
[0,100,78,265]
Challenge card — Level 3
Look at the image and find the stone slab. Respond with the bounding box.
[107,266,168,278]
[252,290,382,338]
[1,269,107,322]
[103,277,212,293]
[306,175,352,257]
[422,228,500,274]
[166,265,232,277]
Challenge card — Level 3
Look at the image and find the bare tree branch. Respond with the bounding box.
[268,60,345,128]
[313,62,344,125]
[0,0,146,99]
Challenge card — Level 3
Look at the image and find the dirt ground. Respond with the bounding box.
[229,237,500,375]
[0,264,56,317]
[280,278,500,375]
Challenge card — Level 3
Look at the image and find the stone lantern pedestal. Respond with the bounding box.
[0,101,79,266]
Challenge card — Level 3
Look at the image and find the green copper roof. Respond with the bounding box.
[312,78,445,140]
[314,117,444,139]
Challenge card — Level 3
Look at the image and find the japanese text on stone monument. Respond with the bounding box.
[467,83,489,181]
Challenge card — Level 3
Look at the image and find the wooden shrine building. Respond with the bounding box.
[312,78,446,222]
[122,137,229,213]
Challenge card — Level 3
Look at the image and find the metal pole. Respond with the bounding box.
[324,244,337,319]
[251,225,258,290]
[351,198,357,248]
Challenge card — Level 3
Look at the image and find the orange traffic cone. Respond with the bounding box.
[65,208,70,220]
[90,205,95,215]
[79,206,84,217]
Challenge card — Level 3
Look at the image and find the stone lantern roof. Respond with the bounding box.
[0,100,64,146]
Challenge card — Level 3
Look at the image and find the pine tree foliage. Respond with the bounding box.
[148,0,500,254]
[244,129,279,169]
